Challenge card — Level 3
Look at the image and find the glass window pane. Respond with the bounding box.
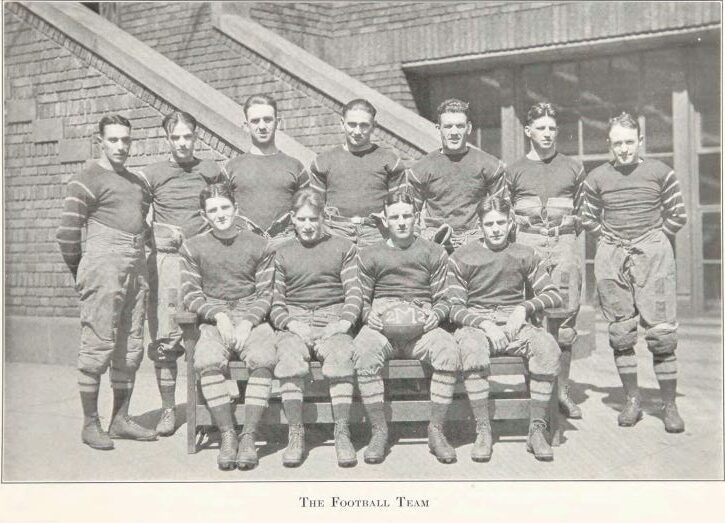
[641,49,677,154]
[703,264,722,310]
[550,62,579,110]
[643,96,673,153]
[581,107,610,155]
[691,45,721,148]
[522,63,551,107]
[702,212,721,261]
[698,153,721,205]
[555,109,579,156]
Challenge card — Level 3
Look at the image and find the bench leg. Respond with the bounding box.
[549,379,561,447]
[183,325,199,454]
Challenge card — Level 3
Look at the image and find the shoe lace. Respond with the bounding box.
[221,430,237,446]
[288,425,304,446]
[334,421,351,438]
[530,419,548,434]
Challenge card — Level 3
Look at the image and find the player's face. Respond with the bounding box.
[341,109,374,151]
[202,196,236,233]
[480,209,512,250]
[166,121,196,162]
[245,103,278,147]
[100,124,131,167]
[292,203,323,244]
[437,111,472,154]
[384,201,417,243]
[525,115,557,151]
[608,124,643,166]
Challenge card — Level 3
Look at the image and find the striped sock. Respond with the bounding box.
[280,378,304,425]
[155,363,177,409]
[78,370,101,419]
[330,378,353,421]
[243,369,273,433]
[364,401,386,428]
[529,377,554,421]
[463,370,489,422]
[357,374,385,405]
[614,348,639,397]
[430,371,457,406]
[653,353,678,403]
[109,368,135,418]
[200,371,234,431]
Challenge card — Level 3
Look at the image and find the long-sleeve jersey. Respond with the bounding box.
[226,151,308,230]
[507,152,586,213]
[309,144,405,217]
[447,241,562,327]
[407,146,507,232]
[357,238,450,322]
[270,234,362,329]
[56,161,151,274]
[580,158,687,239]
[180,229,273,325]
[139,157,226,238]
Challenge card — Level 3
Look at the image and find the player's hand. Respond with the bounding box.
[214,312,235,348]
[423,311,439,333]
[504,306,528,340]
[288,320,313,345]
[480,320,509,352]
[320,320,352,340]
[367,310,384,332]
[232,319,253,353]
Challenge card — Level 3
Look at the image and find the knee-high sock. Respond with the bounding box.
[330,378,353,422]
[357,374,386,427]
[429,371,457,425]
[280,377,305,425]
[200,371,234,432]
[529,377,554,422]
[154,363,177,409]
[653,353,678,403]
[558,345,573,390]
[78,370,101,420]
[243,368,273,433]
[109,368,135,418]
[463,370,489,422]
[613,347,639,397]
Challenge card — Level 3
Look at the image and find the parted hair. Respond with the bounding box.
[291,187,326,216]
[608,112,641,136]
[526,102,558,126]
[162,111,197,135]
[244,94,278,118]
[342,98,377,119]
[384,187,419,214]
[199,182,235,209]
[98,114,131,135]
[476,194,513,219]
[436,98,470,122]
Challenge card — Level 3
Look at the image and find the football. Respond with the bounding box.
[380,302,427,344]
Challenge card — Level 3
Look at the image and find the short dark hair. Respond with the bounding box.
[342,98,377,119]
[199,182,235,210]
[244,94,278,118]
[476,194,513,219]
[161,111,197,135]
[608,112,641,137]
[291,187,325,216]
[436,98,470,122]
[526,102,558,126]
[98,114,131,136]
[384,187,419,214]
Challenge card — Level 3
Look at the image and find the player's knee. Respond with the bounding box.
[528,331,561,377]
[428,330,459,373]
[455,327,490,373]
[645,322,678,356]
[608,317,638,350]
[274,335,309,379]
[193,344,226,375]
[78,352,110,376]
[320,335,355,379]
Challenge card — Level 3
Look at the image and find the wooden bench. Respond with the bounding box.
[176,312,560,454]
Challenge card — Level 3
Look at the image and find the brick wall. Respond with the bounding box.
[3,4,228,318]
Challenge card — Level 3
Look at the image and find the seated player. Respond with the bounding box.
[180,183,276,471]
[448,195,562,461]
[270,188,362,468]
[353,189,460,465]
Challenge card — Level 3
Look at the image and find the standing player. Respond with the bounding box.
[309,99,406,246]
[448,195,563,461]
[141,111,228,436]
[180,183,276,470]
[270,188,362,468]
[407,98,507,251]
[507,103,587,419]
[353,190,460,464]
[226,94,308,244]
[56,114,157,450]
[581,113,687,433]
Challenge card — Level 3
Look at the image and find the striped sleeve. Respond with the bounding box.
[660,169,688,236]
[357,252,376,323]
[521,254,563,315]
[406,165,426,212]
[295,163,311,190]
[446,257,485,328]
[241,248,275,326]
[386,154,407,194]
[487,160,509,200]
[179,242,226,322]
[308,156,327,195]
[270,254,291,330]
[430,247,450,322]
[580,178,603,235]
[340,244,363,324]
[56,177,95,275]
[572,162,587,215]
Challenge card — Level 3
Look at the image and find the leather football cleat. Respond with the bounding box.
[663,402,685,433]
[558,384,583,419]
[618,393,643,427]
[471,418,493,462]
[108,415,158,441]
[428,423,456,464]
[282,424,306,467]
[155,407,176,437]
[217,429,238,471]
[82,416,114,450]
[235,431,258,470]
[334,421,358,468]
[526,419,553,461]
[363,424,388,464]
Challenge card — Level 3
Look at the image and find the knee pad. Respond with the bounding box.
[528,331,561,377]
[274,334,310,379]
[557,326,577,347]
[318,335,355,379]
[645,322,678,356]
[455,328,490,373]
[608,317,638,350]
[245,336,277,371]
[428,331,459,373]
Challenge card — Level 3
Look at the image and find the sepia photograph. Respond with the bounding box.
[1,0,723,519]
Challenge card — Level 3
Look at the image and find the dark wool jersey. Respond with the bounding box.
[581,158,687,239]
[448,241,562,327]
[180,229,273,325]
[226,152,308,230]
[140,157,226,238]
[270,234,362,329]
[407,146,507,232]
[56,161,151,273]
[508,153,585,208]
[358,237,449,322]
[309,144,405,217]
